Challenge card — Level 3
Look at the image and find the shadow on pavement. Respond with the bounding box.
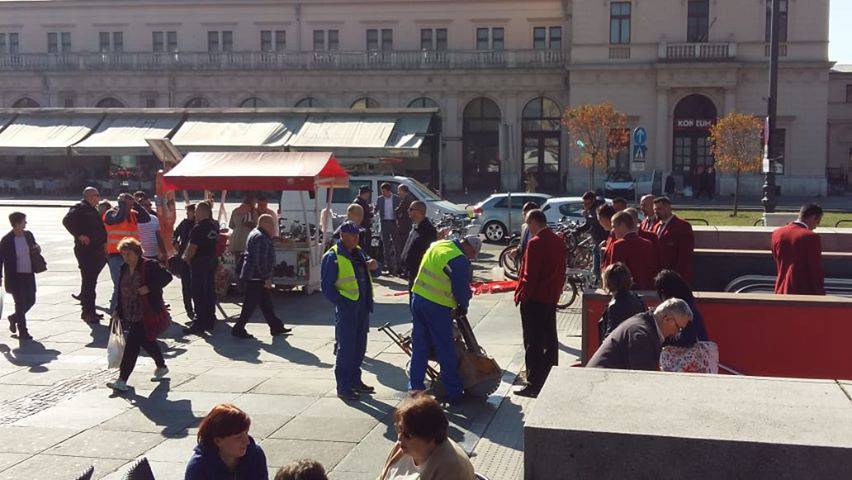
[125,380,201,437]
[0,339,60,373]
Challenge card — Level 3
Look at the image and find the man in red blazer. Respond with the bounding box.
[639,194,657,232]
[610,211,658,290]
[626,207,661,276]
[652,196,694,282]
[514,209,566,397]
[771,204,824,295]
[597,204,616,270]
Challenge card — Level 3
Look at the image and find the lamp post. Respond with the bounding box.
[762,0,782,213]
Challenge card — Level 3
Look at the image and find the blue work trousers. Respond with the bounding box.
[408,294,463,400]
[334,299,370,394]
[107,253,124,313]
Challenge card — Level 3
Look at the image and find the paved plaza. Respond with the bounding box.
[0,205,582,480]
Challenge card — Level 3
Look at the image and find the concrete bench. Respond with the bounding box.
[693,225,852,251]
[524,368,852,480]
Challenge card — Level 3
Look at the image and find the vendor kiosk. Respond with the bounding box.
[160,151,349,294]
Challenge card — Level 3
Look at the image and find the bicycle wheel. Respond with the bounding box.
[557,278,579,309]
[499,245,520,280]
[570,247,593,270]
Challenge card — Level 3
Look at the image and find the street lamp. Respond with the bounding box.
[762,0,782,213]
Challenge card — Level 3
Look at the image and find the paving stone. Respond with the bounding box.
[0,426,82,454]
[0,384,43,402]
[49,429,166,460]
[173,373,268,393]
[270,416,379,443]
[230,392,317,416]
[96,407,202,435]
[298,397,395,421]
[102,459,187,480]
[260,438,355,470]
[13,405,128,430]
[0,452,29,471]
[0,454,125,480]
[0,368,91,386]
[245,414,295,440]
[140,434,198,463]
[331,423,397,477]
[251,377,336,396]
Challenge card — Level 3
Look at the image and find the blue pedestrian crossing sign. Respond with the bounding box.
[632,127,648,162]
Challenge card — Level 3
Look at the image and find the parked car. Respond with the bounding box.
[279,175,467,233]
[540,197,614,226]
[467,192,552,242]
[604,172,636,200]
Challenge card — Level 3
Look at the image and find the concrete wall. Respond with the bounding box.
[525,368,852,480]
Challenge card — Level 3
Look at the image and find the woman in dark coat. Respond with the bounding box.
[107,237,172,392]
[599,263,646,339]
[655,269,709,347]
[186,403,268,480]
[0,212,40,340]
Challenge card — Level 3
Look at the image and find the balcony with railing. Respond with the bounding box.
[658,42,737,62]
[0,49,567,72]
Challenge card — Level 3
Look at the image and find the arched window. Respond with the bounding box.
[184,97,212,108]
[95,97,125,108]
[12,97,40,108]
[521,97,562,192]
[462,97,502,192]
[294,97,320,108]
[351,97,380,109]
[239,97,266,108]
[672,94,718,192]
[407,97,440,109]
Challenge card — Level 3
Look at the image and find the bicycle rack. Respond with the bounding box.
[685,218,710,226]
[835,219,852,228]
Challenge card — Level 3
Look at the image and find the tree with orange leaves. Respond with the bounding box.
[562,102,628,190]
[709,112,763,216]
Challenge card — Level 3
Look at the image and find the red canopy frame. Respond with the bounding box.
[161,151,349,192]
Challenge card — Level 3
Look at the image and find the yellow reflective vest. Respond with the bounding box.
[330,244,372,301]
[411,240,464,308]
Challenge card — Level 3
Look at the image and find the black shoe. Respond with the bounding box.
[186,310,196,320]
[8,315,16,334]
[354,382,375,394]
[270,325,292,336]
[183,325,205,336]
[231,328,254,339]
[336,390,360,401]
[513,386,540,398]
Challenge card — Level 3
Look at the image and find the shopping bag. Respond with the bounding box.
[107,316,126,369]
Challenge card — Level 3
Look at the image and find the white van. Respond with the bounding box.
[278,175,467,234]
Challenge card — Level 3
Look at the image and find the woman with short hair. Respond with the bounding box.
[654,269,709,347]
[599,262,646,339]
[106,237,172,392]
[379,393,475,480]
[0,211,41,340]
[186,403,268,480]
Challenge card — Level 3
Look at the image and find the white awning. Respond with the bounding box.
[72,114,183,156]
[170,114,303,151]
[0,114,102,155]
[287,114,431,158]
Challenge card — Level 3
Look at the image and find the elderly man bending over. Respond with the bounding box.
[587,298,692,370]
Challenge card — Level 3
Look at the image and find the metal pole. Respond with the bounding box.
[762,0,781,213]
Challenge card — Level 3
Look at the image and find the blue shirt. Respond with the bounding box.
[321,240,375,311]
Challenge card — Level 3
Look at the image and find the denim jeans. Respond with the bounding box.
[107,254,125,314]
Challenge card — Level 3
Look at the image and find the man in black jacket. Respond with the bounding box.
[62,187,107,324]
[400,201,437,291]
[587,298,692,370]
[353,185,373,251]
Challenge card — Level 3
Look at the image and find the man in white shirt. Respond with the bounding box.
[374,183,401,275]
[134,192,166,260]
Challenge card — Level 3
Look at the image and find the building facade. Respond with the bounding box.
[0,0,836,196]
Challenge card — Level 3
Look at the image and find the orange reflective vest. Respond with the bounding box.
[104,210,139,254]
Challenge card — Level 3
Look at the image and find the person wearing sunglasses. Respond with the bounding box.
[587,298,693,371]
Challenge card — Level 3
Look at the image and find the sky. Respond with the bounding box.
[830,0,852,64]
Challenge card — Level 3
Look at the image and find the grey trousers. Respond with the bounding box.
[380,220,398,273]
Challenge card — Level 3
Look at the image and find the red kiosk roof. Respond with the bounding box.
[162,151,349,191]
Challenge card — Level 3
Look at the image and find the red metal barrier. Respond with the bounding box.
[582,291,852,380]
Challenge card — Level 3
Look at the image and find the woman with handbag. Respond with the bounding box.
[107,237,172,392]
[0,211,46,341]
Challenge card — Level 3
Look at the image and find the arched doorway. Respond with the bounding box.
[408,97,442,188]
[672,94,717,194]
[12,97,40,108]
[95,97,125,108]
[463,97,501,191]
[522,97,562,192]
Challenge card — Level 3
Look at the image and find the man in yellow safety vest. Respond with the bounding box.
[408,235,481,404]
[321,221,379,401]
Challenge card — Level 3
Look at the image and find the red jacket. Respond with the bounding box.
[654,215,694,282]
[515,228,566,305]
[600,231,616,270]
[771,222,824,295]
[637,228,661,278]
[640,216,657,233]
[611,232,659,290]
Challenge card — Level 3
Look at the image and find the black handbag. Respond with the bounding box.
[27,234,47,274]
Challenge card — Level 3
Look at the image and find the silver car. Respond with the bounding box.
[468,193,552,242]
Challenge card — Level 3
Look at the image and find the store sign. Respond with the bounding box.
[675,118,714,129]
